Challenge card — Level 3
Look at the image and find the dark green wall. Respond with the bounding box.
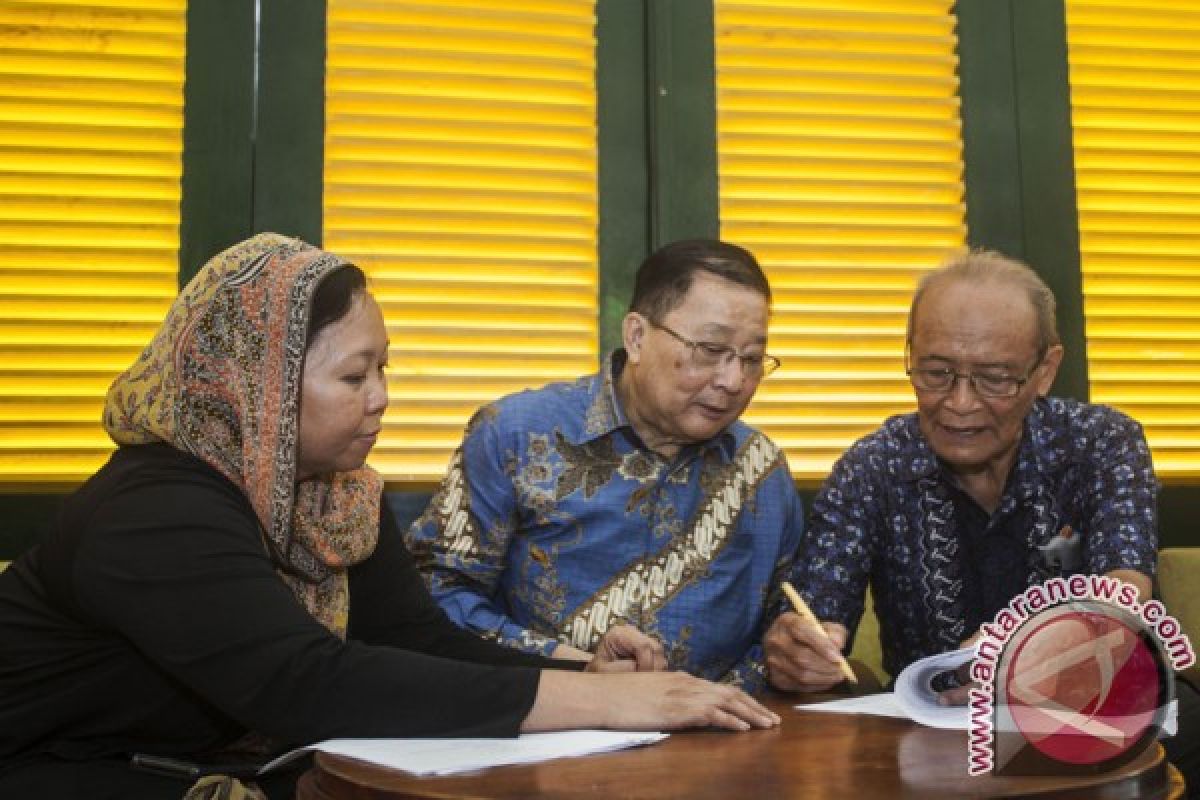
[179,0,325,286]
[596,0,651,357]
[254,0,326,246]
[956,0,1088,401]
[596,0,719,355]
[178,0,256,284]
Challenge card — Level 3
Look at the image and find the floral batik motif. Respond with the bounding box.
[406,351,805,689]
[799,397,1158,678]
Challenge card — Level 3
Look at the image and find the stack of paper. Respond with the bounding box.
[795,645,1180,736]
[261,730,668,776]
[893,647,975,729]
[794,647,974,729]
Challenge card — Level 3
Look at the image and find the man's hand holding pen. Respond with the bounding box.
[764,614,853,691]
[764,583,857,692]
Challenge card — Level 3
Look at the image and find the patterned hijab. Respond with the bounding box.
[103,233,383,637]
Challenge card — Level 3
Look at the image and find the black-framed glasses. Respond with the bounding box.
[905,347,1044,399]
[649,320,781,379]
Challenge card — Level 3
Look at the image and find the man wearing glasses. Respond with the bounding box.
[406,239,801,689]
[765,250,1159,690]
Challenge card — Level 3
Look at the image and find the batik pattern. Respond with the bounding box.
[405,352,804,689]
[797,396,1158,677]
[560,432,782,651]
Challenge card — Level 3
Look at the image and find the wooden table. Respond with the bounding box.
[295,694,1183,799]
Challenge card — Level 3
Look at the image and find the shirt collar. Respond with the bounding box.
[580,350,737,461]
[577,349,626,440]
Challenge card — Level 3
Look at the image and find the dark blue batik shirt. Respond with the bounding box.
[797,396,1158,678]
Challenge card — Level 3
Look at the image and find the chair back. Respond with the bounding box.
[1158,548,1200,647]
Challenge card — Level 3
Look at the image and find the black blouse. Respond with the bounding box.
[0,444,570,771]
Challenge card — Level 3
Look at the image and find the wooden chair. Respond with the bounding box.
[1158,548,1200,650]
[848,588,889,686]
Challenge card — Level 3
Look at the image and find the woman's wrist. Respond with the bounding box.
[522,670,610,732]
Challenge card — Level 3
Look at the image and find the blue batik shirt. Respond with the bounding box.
[405,351,804,690]
[797,396,1158,678]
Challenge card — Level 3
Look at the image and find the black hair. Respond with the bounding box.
[306,263,368,347]
[627,239,771,321]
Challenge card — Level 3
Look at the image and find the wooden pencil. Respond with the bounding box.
[781,581,858,685]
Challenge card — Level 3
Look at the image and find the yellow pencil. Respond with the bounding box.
[781,581,858,685]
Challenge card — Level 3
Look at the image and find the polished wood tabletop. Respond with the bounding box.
[295,693,1183,799]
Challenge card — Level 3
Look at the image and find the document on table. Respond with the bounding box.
[794,647,975,730]
[892,647,974,729]
[261,730,669,776]
[794,692,910,720]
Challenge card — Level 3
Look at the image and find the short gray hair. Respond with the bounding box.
[907,249,1060,354]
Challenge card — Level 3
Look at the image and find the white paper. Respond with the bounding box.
[261,730,668,776]
[792,647,973,730]
[793,645,1181,737]
[793,692,910,720]
[893,646,973,730]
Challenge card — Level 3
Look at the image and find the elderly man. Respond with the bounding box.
[765,250,1198,788]
[406,239,802,689]
[767,249,1157,686]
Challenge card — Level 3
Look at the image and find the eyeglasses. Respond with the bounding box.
[905,348,1044,399]
[649,320,781,379]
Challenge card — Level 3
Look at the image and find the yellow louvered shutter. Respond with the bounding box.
[323,1,598,482]
[1065,1,1200,479]
[714,0,966,480]
[0,0,185,484]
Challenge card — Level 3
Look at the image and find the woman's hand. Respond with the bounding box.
[524,670,781,733]
[601,672,780,731]
[585,625,668,673]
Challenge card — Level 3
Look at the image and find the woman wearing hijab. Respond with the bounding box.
[0,234,778,799]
